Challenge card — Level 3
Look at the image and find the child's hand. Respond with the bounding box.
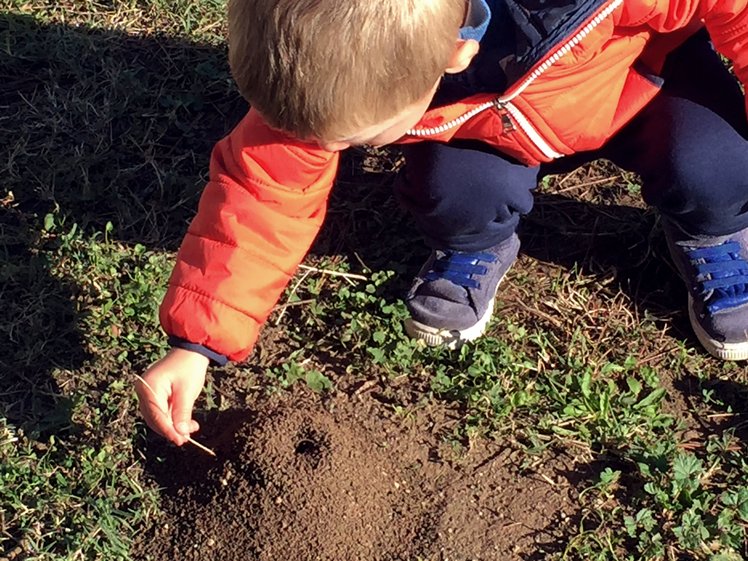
[135,348,209,446]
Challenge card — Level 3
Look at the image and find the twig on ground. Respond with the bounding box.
[298,264,368,281]
[133,374,216,457]
[275,268,312,325]
[555,176,619,194]
[274,298,315,312]
[274,263,369,324]
[539,473,558,487]
[352,251,371,274]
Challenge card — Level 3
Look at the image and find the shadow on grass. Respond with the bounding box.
[0,205,86,435]
[524,192,689,324]
[672,373,748,443]
[1,12,246,248]
[1,12,250,435]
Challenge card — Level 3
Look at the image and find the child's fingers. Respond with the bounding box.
[187,419,201,433]
[171,391,199,437]
[144,400,188,445]
[135,383,188,445]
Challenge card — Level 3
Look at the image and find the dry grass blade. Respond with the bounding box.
[297,264,368,281]
[133,374,216,457]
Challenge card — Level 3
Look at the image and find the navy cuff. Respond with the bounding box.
[168,336,229,366]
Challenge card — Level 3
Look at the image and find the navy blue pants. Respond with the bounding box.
[397,33,748,252]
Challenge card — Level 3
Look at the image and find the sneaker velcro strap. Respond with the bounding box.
[424,270,481,288]
[424,251,498,289]
[707,293,748,313]
[697,262,748,275]
[434,261,488,275]
[685,241,748,313]
[702,275,748,292]
[687,242,741,262]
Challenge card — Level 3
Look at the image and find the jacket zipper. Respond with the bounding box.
[406,0,624,159]
[495,99,564,159]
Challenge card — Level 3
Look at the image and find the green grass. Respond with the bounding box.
[1,1,748,559]
[1,419,158,560]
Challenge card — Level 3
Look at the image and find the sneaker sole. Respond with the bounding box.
[404,296,496,350]
[688,295,748,361]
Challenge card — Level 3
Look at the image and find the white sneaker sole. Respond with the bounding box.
[688,295,748,361]
[404,296,496,350]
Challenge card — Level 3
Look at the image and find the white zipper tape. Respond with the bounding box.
[405,101,495,137]
[500,0,624,103]
[405,0,624,157]
[504,101,565,160]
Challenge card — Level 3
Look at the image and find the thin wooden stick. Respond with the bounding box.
[133,374,216,457]
[297,264,367,281]
[275,268,312,325]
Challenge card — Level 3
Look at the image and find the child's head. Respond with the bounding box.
[228,0,477,149]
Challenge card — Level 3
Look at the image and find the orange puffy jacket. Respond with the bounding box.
[160,0,748,362]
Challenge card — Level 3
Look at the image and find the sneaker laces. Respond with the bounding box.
[423,252,497,289]
[686,241,748,313]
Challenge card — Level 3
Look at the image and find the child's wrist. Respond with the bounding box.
[167,346,211,369]
[167,336,228,366]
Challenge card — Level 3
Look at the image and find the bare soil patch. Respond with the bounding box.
[134,388,581,561]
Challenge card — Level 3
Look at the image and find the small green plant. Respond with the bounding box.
[543,360,672,449]
[265,351,333,393]
[568,436,748,561]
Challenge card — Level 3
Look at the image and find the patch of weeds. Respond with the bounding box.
[0,418,158,560]
[425,329,540,422]
[264,350,333,393]
[275,265,424,379]
[43,215,172,368]
[540,357,673,449]
[562,431,748,560]
[630,438,748,559]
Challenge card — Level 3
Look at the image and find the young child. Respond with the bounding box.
[136,0,748,445]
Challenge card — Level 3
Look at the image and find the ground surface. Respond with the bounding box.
[2,2,748,561]
[135,387,577,561]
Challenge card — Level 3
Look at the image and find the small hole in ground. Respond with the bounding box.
[295,439,320,456]
[293,429,329,469]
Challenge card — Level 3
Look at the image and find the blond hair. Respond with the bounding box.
[228,0,465,141]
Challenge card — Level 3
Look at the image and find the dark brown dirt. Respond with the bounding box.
[135,389,581,561]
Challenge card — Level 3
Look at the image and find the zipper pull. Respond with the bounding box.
[501,112,516,134]
[493,99,516,134]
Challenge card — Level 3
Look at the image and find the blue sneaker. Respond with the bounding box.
[665,221,748,360]
[405,234,520,348]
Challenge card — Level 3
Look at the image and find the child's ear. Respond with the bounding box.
[445,39,480,74]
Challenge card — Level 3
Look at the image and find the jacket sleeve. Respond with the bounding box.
[642,0,748,114]
[159,109,339,362]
